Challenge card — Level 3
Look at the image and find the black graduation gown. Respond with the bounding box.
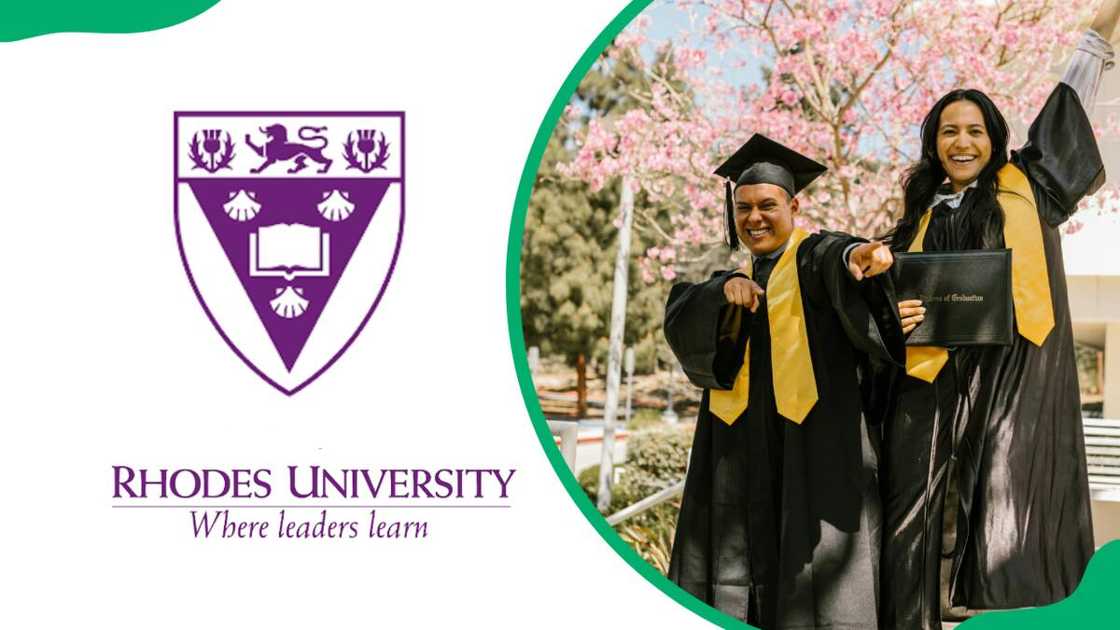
[665,231,905,629]
[880,83,1101,630]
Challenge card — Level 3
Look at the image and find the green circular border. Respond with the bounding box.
[503,1,745,627]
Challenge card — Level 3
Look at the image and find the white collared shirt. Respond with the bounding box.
[931,179,979,210]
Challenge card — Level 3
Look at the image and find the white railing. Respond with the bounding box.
[547,420,579,473]
[606,479,685,526]
[1086,417,1120,502]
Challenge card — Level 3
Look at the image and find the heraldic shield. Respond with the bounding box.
[174,112,404,395]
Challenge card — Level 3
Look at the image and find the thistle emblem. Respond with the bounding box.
[188,129,236,173]
[343,129,390,173]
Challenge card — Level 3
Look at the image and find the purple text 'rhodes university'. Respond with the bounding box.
[174,112,405,394]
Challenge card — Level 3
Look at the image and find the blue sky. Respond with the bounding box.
[632,1,924,160]
[639,0,765,91]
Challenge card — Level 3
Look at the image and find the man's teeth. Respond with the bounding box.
[748,229,770,237]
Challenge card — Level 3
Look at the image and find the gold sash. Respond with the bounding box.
[905,163,1054,382]
[710,228,818,425]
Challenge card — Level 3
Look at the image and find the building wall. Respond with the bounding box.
[1094,500,1120,547]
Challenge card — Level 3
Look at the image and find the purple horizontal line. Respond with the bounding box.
[112,505,511,509]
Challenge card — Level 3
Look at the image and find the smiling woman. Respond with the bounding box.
[936,101,995,193]
[892,89,1012,253]
[880,3,1120,628]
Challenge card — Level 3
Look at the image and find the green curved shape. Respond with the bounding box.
[959,540,1120,628]
[504,0,746,627]
[503,0,1120,628]
[0,0,219,42]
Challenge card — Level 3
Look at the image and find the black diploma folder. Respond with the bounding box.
[891,250,1013,347]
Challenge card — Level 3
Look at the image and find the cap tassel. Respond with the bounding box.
[725,180,738,251]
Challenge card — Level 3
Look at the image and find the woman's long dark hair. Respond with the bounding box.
[885,89,1011,250]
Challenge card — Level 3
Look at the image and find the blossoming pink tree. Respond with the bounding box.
[563,0,1117,282]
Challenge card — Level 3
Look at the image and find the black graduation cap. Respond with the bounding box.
[714,134,827,249]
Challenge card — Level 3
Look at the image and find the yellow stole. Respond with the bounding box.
[710,228,818,425]
[905,163,1055,382]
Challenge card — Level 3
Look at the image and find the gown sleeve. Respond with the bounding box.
[1011,82,1106,226]
[1059,29,1114,112]
[663,270,750,390]
[799,232,906,425]
[801,231,906,368]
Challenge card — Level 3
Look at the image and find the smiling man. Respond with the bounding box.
[663,135,905,629]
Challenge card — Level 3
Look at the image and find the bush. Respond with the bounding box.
[626,407,663,431]
[577,425,691,508]
[577,464,601,503]
[578,463,640,513]
[616,499,681,574]
[625,426,691,491]
[577,425,693,575]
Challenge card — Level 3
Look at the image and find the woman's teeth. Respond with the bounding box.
[951,155,975,163]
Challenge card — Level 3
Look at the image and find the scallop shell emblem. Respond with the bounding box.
[317,189,355,222]
[223,189,261,222]
[270,286,309,319]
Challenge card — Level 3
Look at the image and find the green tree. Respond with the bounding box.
[521,46,679,415]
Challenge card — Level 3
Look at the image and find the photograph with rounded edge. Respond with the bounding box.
[508,0,1120,628]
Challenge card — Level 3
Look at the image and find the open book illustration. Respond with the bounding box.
[249,223,331,281]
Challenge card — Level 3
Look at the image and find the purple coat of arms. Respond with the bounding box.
[174,112,404,394]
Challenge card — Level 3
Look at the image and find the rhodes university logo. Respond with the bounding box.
[174,112,405,394]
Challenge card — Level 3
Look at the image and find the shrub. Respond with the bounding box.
[575,424,693,575]
[616,499,681,574]
[578,463,640,513]
[625,407,663,431]
[625,425,691,492]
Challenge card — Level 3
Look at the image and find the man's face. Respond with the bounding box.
[734,183,798,256]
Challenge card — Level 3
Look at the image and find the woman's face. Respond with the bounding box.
[936,100,992,192]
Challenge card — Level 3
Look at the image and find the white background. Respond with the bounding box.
[0,1,707,628]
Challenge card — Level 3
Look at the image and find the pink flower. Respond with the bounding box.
[556,0,1100,284]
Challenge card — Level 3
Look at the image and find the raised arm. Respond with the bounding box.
[1090,0,1120,41]
[803,233,905,367]
[1011,5,1119,225]
[1061,2,1117,112]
